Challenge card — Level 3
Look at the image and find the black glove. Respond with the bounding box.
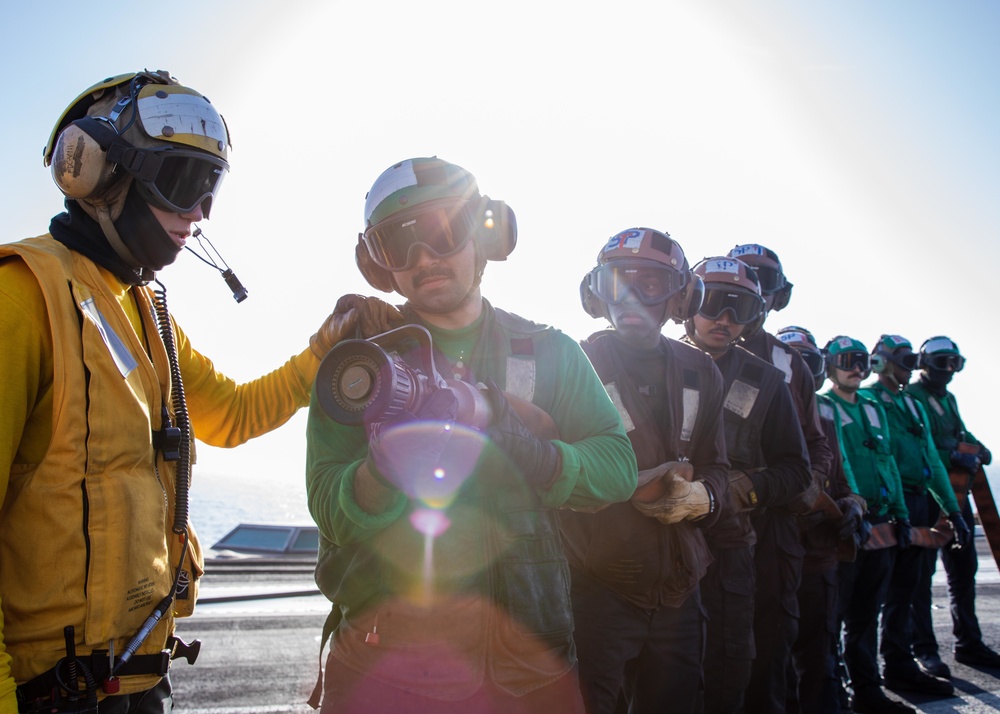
[895,518,913,549]
[483,379,561,488]
[856,519,872,548]
[365,388,462,496]
[950,450,981,474]
[980,443,993,466]
[949,512,973,550]
[835,497,864,541]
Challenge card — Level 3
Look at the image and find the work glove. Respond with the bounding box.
[483,380,561,489]
[365,388,463,497]
[948,511,973,550]
[782,479,822,516]
[310,294,404,359]
[834,496,865,541]
[856,518,873,548]
[728,470,759,511]
[980,443,993,466]
[895,518,913,549]
[632,474,712,525]
[950,450,981,475]
[633,461,695,503]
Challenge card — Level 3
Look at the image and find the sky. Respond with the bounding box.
[4,1,999,525]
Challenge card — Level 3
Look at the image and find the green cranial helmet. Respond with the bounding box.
[919,335,966,372]
[363,157,481,228]
[356,157,517,292]
[823,335,871,374]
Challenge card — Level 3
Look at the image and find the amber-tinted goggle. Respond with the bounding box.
[921,353,965,372]
[363,202,481,272]
[591,264,688,306]
[828,351,871,373]
[125,148,228,217]
[698,288,765,325]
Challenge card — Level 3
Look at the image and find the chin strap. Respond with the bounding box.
[95,204,154,284]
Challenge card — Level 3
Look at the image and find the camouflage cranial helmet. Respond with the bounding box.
[581,227,703,325]
[356,157,516,292]
[727,243,793,311]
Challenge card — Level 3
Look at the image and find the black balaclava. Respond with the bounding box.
[921,367,954,396]
[50,186,181,285]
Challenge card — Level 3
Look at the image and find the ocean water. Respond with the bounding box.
[188,467,313,551]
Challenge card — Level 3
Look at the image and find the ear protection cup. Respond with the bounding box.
[871,351,889,374]
[355,235,396,293]
[49,116,124,200]
[477,198,517,261]
[579,271,605,319]
[770,283,793,312]
[668,274,704,324]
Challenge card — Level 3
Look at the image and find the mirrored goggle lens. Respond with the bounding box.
[923,353,965,372]
[363,205,475,271]
[591,264,686,306]
[698,288,765,324]
[752,265,785,294]
[830,351,871,372]
[137,150,228,215]
[890,352,920,371]
[798,349,825,379]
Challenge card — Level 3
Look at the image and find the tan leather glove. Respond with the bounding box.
[310,294,405,359]
[728,470,759,511]
[633,460,695,503]
[781,472,823,516]
[633,473,711,524]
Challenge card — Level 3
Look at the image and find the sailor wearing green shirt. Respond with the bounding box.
[861,334,968,698]
[907,336,1000,672]
[305,157,637,713]
[821,335,914,714]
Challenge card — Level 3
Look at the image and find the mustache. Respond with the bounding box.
[414,266,455,286]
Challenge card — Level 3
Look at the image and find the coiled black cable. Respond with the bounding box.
[151,279,190,535]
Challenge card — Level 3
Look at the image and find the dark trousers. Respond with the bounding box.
[839,544,894,698]
[571,569,704,714]
[745,514,803,714]
[698,546,755,714]
[320,653,586,714]
[881,491,930,670]
[912,496,982,655]
[789,565,839,714]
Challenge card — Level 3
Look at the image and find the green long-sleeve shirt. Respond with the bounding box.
[821,389,908,520]
[861,382,959,514]
[906,380,981,473]
[306,302,637,547]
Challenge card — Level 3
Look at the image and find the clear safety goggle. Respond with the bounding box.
[126,148,228,217]
[698,287,765,325]
[590,263,688,306]
[921,353,965,372]
[362,201,479,272]
[829,350,872,373]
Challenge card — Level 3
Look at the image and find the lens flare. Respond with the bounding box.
[374,421,487,509]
